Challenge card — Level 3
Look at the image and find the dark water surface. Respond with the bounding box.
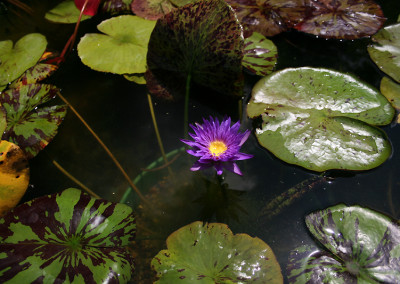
[1,0,400,283]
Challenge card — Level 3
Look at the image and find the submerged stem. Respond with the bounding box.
[56,92,151,207]
[183,73,192,139]
[52,160,101,199]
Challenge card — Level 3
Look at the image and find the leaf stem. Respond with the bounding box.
[183,73,192,139]
[56,92,151,207]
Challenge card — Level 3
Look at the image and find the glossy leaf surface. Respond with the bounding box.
[247,67,394,171]
[0,34,47,87]
[78,15,156,74]
[0,84,67,159]
[75,0,101,15]
[0,188,136,283]
[295,0,385,39]
[45,0,92,23]
[287,204,400,283]
[152,221,283,283]
[147,0,244,98]
[368,22,400,83]
[131,0,175,20]
[0,140,29,217]
[243,32,277,76]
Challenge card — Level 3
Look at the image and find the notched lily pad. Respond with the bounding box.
[45,0,92,23]
[295,0,385,39]
[287,204,400,283]
[0,84,68,159]
[147,0,244,99]
[131,0,176,20]
[0,140,29,217]
[247,67,394,172]
[368,22,400,83]
[0,34,47,87]
[0,188,136,283]
[151,221,283,283]
[78,15,156,74]
[243,32,278,76]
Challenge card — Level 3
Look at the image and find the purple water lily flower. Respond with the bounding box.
[181,116,253,176]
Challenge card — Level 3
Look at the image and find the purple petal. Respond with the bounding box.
[235,152,254,160]
[223,162,243,176]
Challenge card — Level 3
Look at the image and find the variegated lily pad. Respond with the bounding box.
[131,0,175,20]
[247,67,394,172]
[295,0,385,39]
[9,63,58,89]
[78,15,156,74]
[0,34,47,87]
[102,0,132,14]
[0,140,29,217]
[45,0,92,23]
[147,0,244,98]
[0,84,68,159]
[0,188,136,283]
[243,32,277,76]
[151,221,283,283]
[287,204,400,283]
[368,22,400,83]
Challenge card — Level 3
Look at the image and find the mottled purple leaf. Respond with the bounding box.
[147,0,244,99]
[0,188,136,283]
[295,0,386,39]
[0,84,67,159]
[9,63,58,89]
[131,0,176,20]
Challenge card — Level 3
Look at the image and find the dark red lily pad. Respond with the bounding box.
[294,0,386,39]
[75,0,101,16]
[147,0,244,99]
[131,0,175,20]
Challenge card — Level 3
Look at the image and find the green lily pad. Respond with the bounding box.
[78,15,156,74]
[124,73,146,84]
[247,67,394,172]
[147,0,244,98]
[243,32,277,76]
[0,188,136,283]
[0,34,47,87]
[295,0,385,39]
[151,221,283,283]
[368,22,400,83]
[381,76,400,123]
[45,0,92,23]
[131,0,176,20]
[0,84,68,159]
[287,204,400,283]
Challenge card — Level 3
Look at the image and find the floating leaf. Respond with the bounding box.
[225,0,305,37]
[131,0,176,20]
[9,63,58,89]
[151,221,283,283]
[368,22,400,83]
[287,204,400,283]
[147,0,244,98]
[0,188,136,283]
[0,140,29,217]
[381,76,400,123]
[102,0,132,14]
[0,34,47,87]
[247,67,394,172]
[45,0,92,23]
[75,0,101,16]
[243,32,278,76]
[0,84,68,159]
[78,15,156,74]
[124,73,146,84]
[295,0,385,39]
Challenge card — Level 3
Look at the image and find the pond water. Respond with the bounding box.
[1,0,400,283]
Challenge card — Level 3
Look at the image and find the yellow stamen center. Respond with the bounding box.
[209,141,227,157]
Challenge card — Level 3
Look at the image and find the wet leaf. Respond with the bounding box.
[0,84,68,159]
[131,0,176,20]
[45,0,92,23]
[75,0,101,16]
[9,63,58,89]
[0,140,29,217]
[102,0,132,14]
[78,15,156,74]
[243,32,278,76]
[287,204,400,283]
[368,22,400,83]
[225,0,305,37]
[147,0,244,98]
[295,0,385,39]
[0,34,47,87]
[0,188,136,283]
[151,221,283,283]
[247,67,394,172]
